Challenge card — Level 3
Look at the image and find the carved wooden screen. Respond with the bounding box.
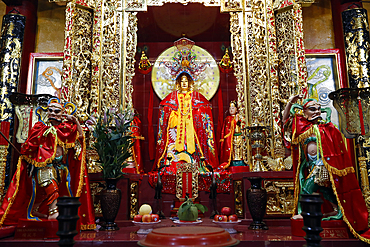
[62,2,94,121]
[61,0,309,173]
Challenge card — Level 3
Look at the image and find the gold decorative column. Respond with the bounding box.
[0,13,25,200]
[342,8,370,88]
[62,2,94,121]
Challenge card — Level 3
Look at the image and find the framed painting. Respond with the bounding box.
[305,49,344,128]
[15,53,64,143]
[26,52,64,98]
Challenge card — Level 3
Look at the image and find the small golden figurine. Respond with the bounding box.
[219,48,233,73]
[138,51,152,74]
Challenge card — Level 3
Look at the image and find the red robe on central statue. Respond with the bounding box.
[153,90,219,172]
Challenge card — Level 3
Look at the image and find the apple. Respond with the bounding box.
[151,214,159,222]
[214,215,221,221]
[142,214,152,222]
[219,215,228,222]
[228,214,238,222]
[134,214,143,222]
[221,207,232,216]
[214,215,227,222]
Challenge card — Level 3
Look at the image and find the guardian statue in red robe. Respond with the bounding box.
[283,94,369,242]
[0,98,95,230]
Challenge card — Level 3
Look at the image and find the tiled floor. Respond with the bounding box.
[0,219,368,246]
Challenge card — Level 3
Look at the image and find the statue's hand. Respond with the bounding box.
[63,114,77,123]
[289,94,304,104]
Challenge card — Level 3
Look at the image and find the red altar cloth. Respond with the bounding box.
[148,169,232,194]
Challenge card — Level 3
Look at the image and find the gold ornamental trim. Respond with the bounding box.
[233,180,243,217]
[0,145,9,203]
[122,12,138,109]
[176,163,199,199]
[230,11,250,166]
[62,2,94,121]
[264,179,294,215]
[220,0,243,12]
[146,0,221,7]
[130,181,139,219]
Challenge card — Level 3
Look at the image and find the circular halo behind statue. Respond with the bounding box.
[151,40,220,101]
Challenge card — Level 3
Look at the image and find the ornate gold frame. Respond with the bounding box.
[62,0,308,171]
[176,163,199,199]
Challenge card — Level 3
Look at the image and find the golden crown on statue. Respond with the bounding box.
[160,37,209,81]
[174,37,195,51]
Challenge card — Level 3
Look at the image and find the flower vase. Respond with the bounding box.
[246,177,268,230]
[100,178,121,231]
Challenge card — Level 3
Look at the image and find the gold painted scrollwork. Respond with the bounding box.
[221,0,243,12]
[90,182,104,216]
[275,4,307,165]
[176,163,199,199]
[230,11,250,165]
[233,180,243,217]
[62,2,94,121]
[122,12,138,109]
[264,179,294,215]
[146,0,221,7]
[125,0,147,11]
[358,155,370,222]
[275,4,307,101]
[130,181,139,219]
[293,4,307,92]
[98,0,123,112]
[0,145,8,203]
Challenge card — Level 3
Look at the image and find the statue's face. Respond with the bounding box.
[48,103,63,125]
[180,75,189,91]
[303,101,321,122]
[229,104,237,115]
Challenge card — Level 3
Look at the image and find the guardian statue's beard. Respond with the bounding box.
[49,117,62,123]
[307,115,322,122]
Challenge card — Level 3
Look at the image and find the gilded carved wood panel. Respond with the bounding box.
[61,0,308,173]
[62,2,94,121]
[264,179,294,215]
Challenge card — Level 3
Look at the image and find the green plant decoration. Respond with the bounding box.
[86,107,135,179]
[178,194,208,222]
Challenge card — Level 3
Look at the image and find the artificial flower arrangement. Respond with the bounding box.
[86,107,135,179]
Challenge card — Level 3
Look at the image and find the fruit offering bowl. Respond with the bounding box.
[212,220,241,234]
[173,219,202,226]
[132,220,161,234]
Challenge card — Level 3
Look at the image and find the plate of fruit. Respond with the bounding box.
[213,207,241,234]
[132,204,161,234]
